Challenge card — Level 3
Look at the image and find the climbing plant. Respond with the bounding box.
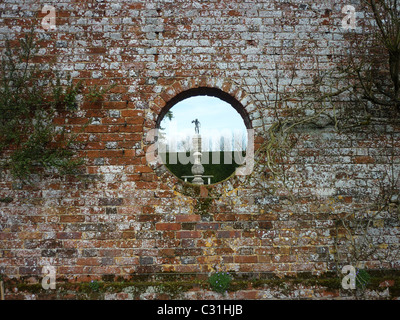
[244,0,400,191]
[0,30,112,182]
[239,0,400,281]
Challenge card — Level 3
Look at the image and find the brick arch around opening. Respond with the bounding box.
[148,77,256,130]
[144,77,256,186]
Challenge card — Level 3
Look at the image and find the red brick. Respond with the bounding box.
[217,231,241,238]
[235,290,259,299]
[214,214,236,221]
[135,182,158,189]
[134,165,153,173]
[18,232,42,240]
[176,215,201,223]
[1,0,399,301]
[122,231,136,239]
[125,117,145,125]
[199,185,208,198]
[76,258,101,266]
[60,215,86,223]
[234,255,258,263]
[177,231,201,239]
[156,223,181,231]
[121,110,142,117]
[56,232,82,239]
[354,156,375,164]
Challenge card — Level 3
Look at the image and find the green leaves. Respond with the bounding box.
[0,31,85,181]
[85,83,116,103]
[89,280,100,292]
[356,269,371,289]
[208,272,232,294]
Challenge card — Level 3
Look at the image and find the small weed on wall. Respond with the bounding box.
[208,272,232,294]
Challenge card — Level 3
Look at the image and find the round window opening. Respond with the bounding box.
[157,91,250,185]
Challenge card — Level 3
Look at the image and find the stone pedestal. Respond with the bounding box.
[191,134,204,185]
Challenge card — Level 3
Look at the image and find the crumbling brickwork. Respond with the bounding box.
[0,0,399,299]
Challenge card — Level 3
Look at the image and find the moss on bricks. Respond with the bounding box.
[6,271,400,299]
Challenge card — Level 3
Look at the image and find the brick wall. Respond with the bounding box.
[0,0,399,299]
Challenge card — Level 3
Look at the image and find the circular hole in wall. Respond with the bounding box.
[156,89,250,185]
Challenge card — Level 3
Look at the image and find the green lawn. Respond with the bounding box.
[160,151,245,184]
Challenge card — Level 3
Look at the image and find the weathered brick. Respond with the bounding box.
[177,231,201,239]
[139,256,154,265]
[56,232,82,240]
[1,0,399,301]
[155,223,181,231]
[217,231,241,238]
[176,215,201,223]
[354,156,375,164]
[99,198,123,206]
[60,215,85,223]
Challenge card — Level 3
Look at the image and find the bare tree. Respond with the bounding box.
[235,1,400,285]
[341,0,400,124]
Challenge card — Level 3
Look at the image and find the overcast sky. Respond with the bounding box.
[159,96,247,152]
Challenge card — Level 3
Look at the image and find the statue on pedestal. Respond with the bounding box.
[191,118,204,184]
[192,118,200,134]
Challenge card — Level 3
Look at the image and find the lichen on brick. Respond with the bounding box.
[0,0,399,301]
